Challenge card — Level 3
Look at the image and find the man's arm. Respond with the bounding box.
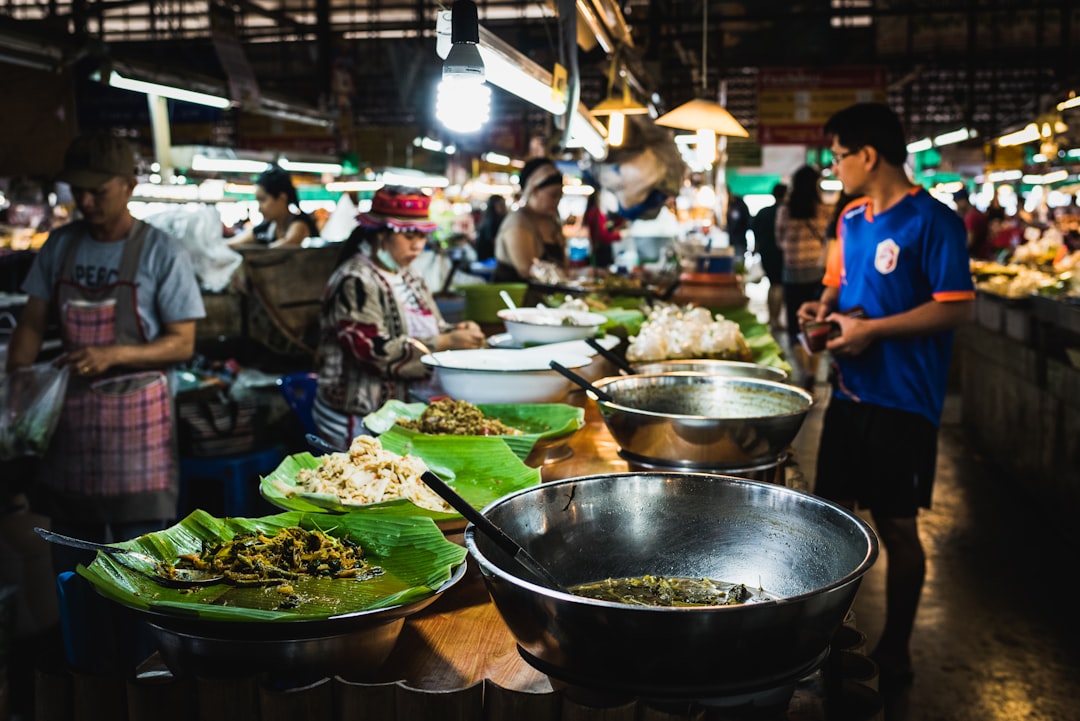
[827,298,973,356]
[60,320,198,376]
[5,297,48,372]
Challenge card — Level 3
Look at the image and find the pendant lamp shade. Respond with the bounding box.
[655,98,749,137]
[590,83,649,117]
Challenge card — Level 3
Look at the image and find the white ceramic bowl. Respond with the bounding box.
[421,349,593,404]
[497,307,608,346]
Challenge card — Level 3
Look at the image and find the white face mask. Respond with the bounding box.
[375,247,400,272]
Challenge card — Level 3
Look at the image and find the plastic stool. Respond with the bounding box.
[56,571,156,672]
[277,372,318,437]
[178,445,285,518]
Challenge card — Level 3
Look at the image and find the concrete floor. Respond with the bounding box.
[754,278,1080,721]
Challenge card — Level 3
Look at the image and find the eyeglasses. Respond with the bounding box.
[830,148,860,166]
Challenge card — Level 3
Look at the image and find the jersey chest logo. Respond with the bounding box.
[875,238,900,274]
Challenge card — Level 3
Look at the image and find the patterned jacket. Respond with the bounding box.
[315,253,449,415]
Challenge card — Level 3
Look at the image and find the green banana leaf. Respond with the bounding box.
[260,434,542,520]
[76,509,467,621]
[716,306,793,373]
[363,400,585,460]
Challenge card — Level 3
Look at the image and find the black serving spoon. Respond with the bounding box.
[548,360,614,403]
[418,470,566,593]
[34,528,224,587]
[584,337,635,375]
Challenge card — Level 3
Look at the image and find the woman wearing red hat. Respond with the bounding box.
[311,186,485,448]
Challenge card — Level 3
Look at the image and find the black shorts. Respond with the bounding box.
[813,398,938,518]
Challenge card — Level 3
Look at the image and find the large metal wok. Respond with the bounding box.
[631,358,789,383]
[593,373,813,469]
[464,473,878,698]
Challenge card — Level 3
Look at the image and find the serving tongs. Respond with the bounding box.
[584,337,635,375]
[34,527,224,588]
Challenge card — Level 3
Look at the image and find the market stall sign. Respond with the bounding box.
[757,67,887,146]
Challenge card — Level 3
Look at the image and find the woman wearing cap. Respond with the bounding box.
[492,158,568,282]
[230,165,318,248]
[312,186,486,448]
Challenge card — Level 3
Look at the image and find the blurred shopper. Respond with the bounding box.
[493,158,567,282]
[6,131,205,572]
[750,182,787,331]
[953,190,990,259]
[798,102,975,694]
[312,186,484,449]
[777,165,831,356]
[725,188,751,264]
[583,185,624,269]
[474,195,507,262]
[230,165,318,248]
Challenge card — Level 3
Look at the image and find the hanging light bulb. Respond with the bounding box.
[589,57,648,149]
[436,0,491,134]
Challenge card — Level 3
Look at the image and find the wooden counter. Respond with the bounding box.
[372,388,623,694]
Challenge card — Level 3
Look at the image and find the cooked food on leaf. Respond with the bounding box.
[169,526,382,587]
[626,305,752,363]
[396,399,524,436]
[295,435,452,512]
[569,575,776,607]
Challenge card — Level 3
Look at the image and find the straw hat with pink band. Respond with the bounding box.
[357,186,438,232]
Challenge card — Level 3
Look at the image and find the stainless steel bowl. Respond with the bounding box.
[464,473,878,698]
[141,561,467,680]
[593,373,813,469]
[631,358,789,383]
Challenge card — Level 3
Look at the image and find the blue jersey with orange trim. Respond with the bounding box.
[822,188,974,425]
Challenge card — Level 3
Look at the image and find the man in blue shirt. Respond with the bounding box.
[798,103,975,693]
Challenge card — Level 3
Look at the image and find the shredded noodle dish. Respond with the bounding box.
[295,435,452,512]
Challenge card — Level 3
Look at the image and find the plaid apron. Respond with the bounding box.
[43,221,174,495]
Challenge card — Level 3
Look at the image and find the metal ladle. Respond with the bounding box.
[418,470,566,592]
[548,360,614,403]
[34,527,224,587]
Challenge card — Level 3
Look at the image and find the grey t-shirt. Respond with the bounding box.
[21,220,206,339]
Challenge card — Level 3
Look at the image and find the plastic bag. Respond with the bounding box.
[143,206,243,292]
[0,362,71,460]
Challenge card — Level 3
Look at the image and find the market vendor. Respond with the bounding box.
[492,157,568,282]
[229,165,319,248]
[312,186,485,449]
[5,131,206,573]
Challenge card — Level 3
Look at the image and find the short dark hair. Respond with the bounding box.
[824,103,908,167]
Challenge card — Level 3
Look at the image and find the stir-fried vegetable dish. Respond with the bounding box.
[396,399,524,436]
[168,526,383,586]
[569,575,775,607]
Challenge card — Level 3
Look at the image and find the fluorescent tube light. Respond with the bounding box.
[380,170,450,189]
[107,70,231,109]
[997,124,1041,147]
[191,155,271,173]
[987,170,1023,182]
[279,158,343,175]
[1057,96,1080,112]
[933,128,977,146]
[566,111,607,160]
[481,152,512,165]
[1022,170,1069,185]
[906,137,933,153]
[326,180,384,192]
